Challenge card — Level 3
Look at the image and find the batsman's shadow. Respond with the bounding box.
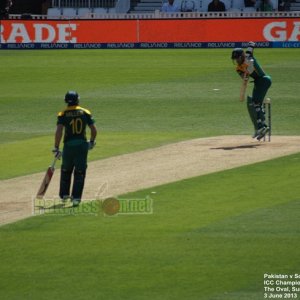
[211,144,262,150]
[46,203,65,209]
[42,203,73,210]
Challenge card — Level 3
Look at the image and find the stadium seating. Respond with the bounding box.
[108,7,117,13]
[47,7,62,18]
[227,7,242,11]
[62,7,77,18]
[48,0,282,16]
[93,7,108,14]
[243,6,256,11]
[232,0,245,10]
[77,8,91,18]
[290,0,300,11]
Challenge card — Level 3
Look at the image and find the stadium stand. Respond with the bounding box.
[93,7,108,14]
[108,7,117,12]
[47,7,61,18]
[7,0,298,19]
[62,7,77,17]
[290,0,300,10]
[132,0,162,13]
[45,0,286,15]
[201,0,231,11]
[231,0,244,9]
[77,7,92,17]
[47,0,130,17]
[180,0,197,12]
[130,0,280,13]
[243,6,256,11]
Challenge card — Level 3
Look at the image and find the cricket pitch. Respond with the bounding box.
[1,135,300,225]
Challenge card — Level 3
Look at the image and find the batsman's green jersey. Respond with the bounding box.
[235,52,272,132]
[57,105,95,144]
[236,56,272,103]
[57,105,95,171]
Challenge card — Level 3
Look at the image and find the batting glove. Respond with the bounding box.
[88,140,96,150]
[248,41,256,48]
[52,147,62,159]
[246,42,255,58]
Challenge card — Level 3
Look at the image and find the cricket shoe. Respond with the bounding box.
[256,126,270,141]
[61,195,70,204]
[72,199,81,207]
[252,131,259,139]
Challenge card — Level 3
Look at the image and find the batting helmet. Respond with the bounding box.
[231,48,244,60]
[65,91,79,106]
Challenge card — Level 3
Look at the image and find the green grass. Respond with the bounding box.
[0,49,300,178]
[1,153,299,300]
[0,131,197,179]
[0,49,299,300]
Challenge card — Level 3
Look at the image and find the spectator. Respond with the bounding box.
[0,0,12,19]
[278,0,291,11]
[259,0,274,11]
[244,0,256,7]
[208,0,226,11]
[42,0,51,15]
[181,0,195,11]
[161,0,180,12]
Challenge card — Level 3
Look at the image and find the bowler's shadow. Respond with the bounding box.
[211,144,262,150]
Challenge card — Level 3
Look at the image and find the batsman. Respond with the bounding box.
[231,42,272,140]
[53,91,97,207]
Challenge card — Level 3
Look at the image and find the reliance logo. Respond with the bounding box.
[0,23,78,43]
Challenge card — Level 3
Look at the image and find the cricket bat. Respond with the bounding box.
[36,155,61,199]
[239,74,248,102]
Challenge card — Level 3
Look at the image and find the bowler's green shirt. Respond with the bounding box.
[57,105,95,143]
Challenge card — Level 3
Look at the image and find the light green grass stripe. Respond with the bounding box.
[1,49,300,179]
[0,131,200,179]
